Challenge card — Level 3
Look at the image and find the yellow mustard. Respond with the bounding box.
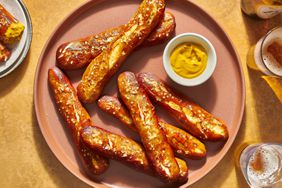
[4,22,25,44]
[170,43,207,79]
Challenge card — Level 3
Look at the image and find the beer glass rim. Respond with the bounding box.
[260,26,282,77]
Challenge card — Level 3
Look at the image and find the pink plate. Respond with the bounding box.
[34,0,245,187]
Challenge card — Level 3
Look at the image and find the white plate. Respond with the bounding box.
[0,0,32,78]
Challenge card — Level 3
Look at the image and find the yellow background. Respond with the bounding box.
[0,0,281,187]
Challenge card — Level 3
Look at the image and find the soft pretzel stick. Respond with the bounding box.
[48,67,109,175]
[77,0,166,103]
[56,12,175,70]
[137,72,229,141]
[98,96,206,159]
[81,125,188,182]
[81,125,150,172]
[118,72,180,182]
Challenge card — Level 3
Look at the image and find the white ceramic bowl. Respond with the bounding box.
[163,33,217,86]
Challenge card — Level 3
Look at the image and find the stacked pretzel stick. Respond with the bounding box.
[98,96,206,159]
[48,0,229,184]
[76,0,168,103]
[137,72,229,141]
[56,11,175,70]
[48,67,109,175]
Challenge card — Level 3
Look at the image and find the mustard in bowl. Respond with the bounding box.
[163,33,217,86]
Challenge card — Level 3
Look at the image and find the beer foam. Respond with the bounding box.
[261,27,282,76]
[247,145,282,187]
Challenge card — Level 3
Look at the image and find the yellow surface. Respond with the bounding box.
[170,43,207,79]
[0,0,281,187]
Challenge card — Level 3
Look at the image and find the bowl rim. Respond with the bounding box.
[163,32,217,86]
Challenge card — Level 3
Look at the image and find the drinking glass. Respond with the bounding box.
[239,143,282,187]
[247,26,282,77]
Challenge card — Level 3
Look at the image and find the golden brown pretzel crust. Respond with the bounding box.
[48,67,109,175]
[158,120,206,159]
[137,72,229,141]
[77,0,166,103]
[143,12,175,46]
[97,96,135,129]
[118,72,180,182]
[81,126,150,172]
[81,125,188,183]
[0,42,10,62]
[98,96,206,159]
[56,11,175,70]
[56,26,124,70]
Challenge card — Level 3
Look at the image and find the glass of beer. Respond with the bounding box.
[241,0,282,19]
[247,26,282,77]
[239,143,282,187]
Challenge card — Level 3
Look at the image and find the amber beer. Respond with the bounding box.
[239,143,282,187]
[241,0,282,18]
[247,26,282,77]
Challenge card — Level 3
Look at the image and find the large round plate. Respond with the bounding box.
[34,0,245,187]
[0,0,32,78]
